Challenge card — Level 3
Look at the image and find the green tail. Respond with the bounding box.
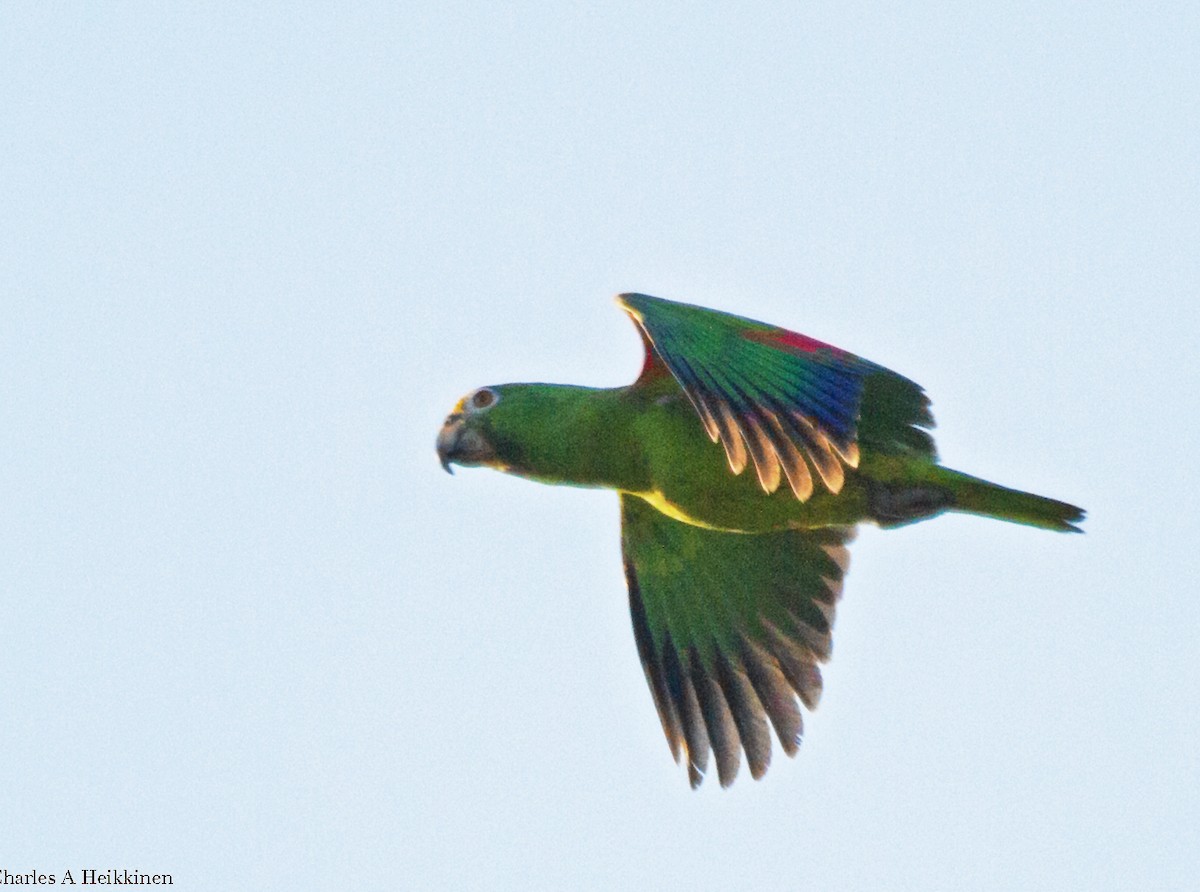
[935,467,1085,532]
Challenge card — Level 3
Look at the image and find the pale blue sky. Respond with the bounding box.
[2,3,1197,889]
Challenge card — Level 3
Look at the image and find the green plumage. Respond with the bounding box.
[437,293,1084,787]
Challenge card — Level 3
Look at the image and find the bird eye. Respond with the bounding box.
[471,388,498,410]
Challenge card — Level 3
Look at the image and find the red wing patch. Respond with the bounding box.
[744,327,849,358]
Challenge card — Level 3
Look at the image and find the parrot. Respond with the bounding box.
[436,293,1084,788]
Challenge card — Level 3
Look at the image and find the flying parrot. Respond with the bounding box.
[436,293,1084,788]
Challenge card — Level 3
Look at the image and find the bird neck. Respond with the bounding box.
[496,385,650,492]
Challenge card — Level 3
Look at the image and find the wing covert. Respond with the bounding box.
[619,292,935,499]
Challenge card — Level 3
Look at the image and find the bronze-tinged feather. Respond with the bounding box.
[812,573,845,607]
[714,402,749,475]
[790,412,845,493]
[690,650,741,787]
[783,591,833,636]
[715,370,786,495]
[680,674,709,788]
[833,438,861,468]
[781,609,832,658]
[663,641,709,788]
[715,652,773,780]
[757,391,848,496]
[738,409,783,494]
[813,531,853,608]
[696,362,757,477]
[689,387,724,443]
[740,636,804,756]
[759,405,815,501]
[809,596,836,628]
[820,540,852,576]
[673,355,724,442]
[624,565,682,761]
[764,620,826,710]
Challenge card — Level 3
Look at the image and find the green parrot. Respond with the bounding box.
[437,293,1083,788]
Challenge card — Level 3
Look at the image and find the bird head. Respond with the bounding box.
[436,383,600,483]
[436,386,506,473]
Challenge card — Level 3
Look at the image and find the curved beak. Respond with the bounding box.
[436,413,495,473]
[436,424,456,474]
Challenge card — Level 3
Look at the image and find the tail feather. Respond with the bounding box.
[935,467,1085,532]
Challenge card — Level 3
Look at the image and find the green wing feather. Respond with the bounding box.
[620,494,852,787]
[618,293,936,499]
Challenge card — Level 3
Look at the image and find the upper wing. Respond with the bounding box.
[620,494,853,788]
[618,292,934,500]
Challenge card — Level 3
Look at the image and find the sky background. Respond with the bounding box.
[2,3,1198,889]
